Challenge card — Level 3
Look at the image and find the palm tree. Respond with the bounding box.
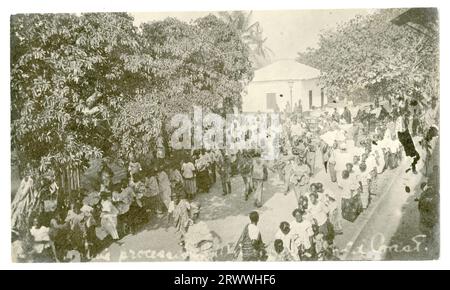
[250,24,274,68]
[218,11,273,68]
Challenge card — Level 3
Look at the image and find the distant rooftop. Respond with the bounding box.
[252,59,321,82]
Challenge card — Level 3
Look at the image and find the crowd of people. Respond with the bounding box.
[11,97,439,262]
[233,98,439,262]
[11,138,276,262]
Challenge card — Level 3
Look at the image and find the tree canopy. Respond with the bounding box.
[11,13,141,174]
[297,9,439,107]
[111,15,254,158]
[11,13,254,177]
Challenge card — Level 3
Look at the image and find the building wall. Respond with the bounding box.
[242,78,326,113]
[299,78,326,110]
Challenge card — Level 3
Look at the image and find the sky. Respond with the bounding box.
[132,9,374,60]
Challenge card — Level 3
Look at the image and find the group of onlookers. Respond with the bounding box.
[12,97,439,262]
[12,144,275,262]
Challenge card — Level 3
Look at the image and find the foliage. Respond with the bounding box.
[218,11,273,68]
[297,9,439,107]
[11,13,254,176]
[11,13,143,174]
[138,15,253,114]
[111,15,254,158]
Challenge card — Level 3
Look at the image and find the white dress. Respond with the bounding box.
[30,226,51,253]
[100,200,119,240]
[289,220,313,250]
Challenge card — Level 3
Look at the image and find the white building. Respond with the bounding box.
[242,59,326,113]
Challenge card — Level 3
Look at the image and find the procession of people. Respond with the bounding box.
[11,96,439,263]
[233,97,439,262]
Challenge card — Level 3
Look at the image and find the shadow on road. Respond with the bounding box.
[384,193,439,261]
[385,139,439,261]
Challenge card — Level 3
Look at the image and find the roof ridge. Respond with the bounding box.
[252,59,320,82]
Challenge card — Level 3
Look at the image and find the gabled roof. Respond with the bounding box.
[252,59,321,82]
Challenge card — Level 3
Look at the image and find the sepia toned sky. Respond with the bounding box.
[132,9,374,60]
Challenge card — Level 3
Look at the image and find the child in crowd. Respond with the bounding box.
[128,152,142,183]
[268,239,294,261]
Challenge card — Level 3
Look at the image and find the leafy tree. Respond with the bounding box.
[297,9,438,108]
[11,13,144,175]
[11,12,254,178]
[111,15,254,158]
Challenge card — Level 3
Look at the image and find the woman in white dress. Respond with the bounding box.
[290,208,314,260]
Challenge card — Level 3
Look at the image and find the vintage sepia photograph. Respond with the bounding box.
[10,8,439,263]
